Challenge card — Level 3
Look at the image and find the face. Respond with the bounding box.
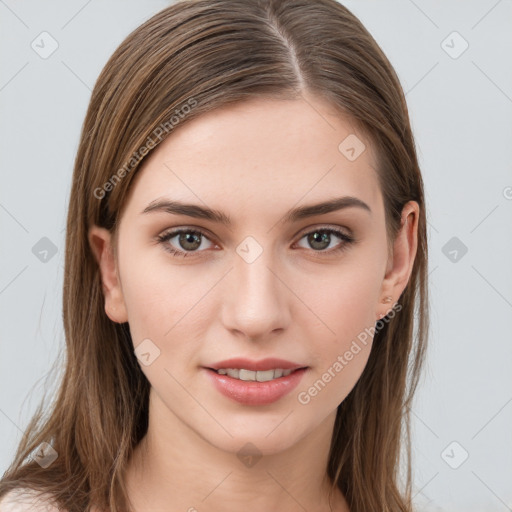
[89,95,418,456]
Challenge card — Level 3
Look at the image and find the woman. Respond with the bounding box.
[0,0,429,510]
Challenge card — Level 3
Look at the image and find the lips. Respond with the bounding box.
[206,357,307,372]
[204,366,308,405]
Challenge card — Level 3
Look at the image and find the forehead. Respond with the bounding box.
[122,96,383,223]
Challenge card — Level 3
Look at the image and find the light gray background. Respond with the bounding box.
[1,1,511,510]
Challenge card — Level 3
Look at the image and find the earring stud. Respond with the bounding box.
[383,296,392,303]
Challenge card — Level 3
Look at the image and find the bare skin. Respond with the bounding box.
[89,92,419,512]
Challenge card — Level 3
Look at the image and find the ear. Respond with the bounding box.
[88,225,128,324]
[376,200,419,320]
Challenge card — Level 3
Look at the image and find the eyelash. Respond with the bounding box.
[155,226,355,258]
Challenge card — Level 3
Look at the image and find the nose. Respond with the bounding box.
[220,246,291,341]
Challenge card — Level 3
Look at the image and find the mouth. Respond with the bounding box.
[205,367,308,382]
[203,366,309,405]
[207,366,307,382]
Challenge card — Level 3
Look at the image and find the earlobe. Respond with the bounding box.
[88,225,129,324]
[375,201,419,320]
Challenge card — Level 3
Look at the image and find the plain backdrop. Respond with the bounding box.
[1,1,511,510]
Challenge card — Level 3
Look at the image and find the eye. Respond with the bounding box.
[156,228,215,258]
[156,225,355,258]
[295,227,355,255]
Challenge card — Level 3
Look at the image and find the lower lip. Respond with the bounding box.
[204,367,308,406]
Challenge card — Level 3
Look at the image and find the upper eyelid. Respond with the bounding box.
[297,223,352,236]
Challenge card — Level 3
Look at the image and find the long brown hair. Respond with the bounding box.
[0,1,429,510]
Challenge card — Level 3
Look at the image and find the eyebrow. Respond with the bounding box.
[141,196,371,225]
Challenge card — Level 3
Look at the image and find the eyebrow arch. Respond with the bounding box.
[141,196,371,225]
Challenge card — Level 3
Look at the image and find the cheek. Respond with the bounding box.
[119,248,215,346]
[293,253,382,405]
[298,258,383,346]
[296,267,377,408]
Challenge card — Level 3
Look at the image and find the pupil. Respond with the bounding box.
[180,232,201,250]
[309,231,329,250]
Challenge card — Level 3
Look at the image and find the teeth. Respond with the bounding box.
[226,368,239,379]
[215,368,295,381]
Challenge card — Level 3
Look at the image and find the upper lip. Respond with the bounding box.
[206,357,307,372]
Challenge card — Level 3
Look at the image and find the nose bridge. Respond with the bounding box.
[221,239,290,338]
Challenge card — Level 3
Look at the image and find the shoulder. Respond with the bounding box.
[0,487,63,511]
